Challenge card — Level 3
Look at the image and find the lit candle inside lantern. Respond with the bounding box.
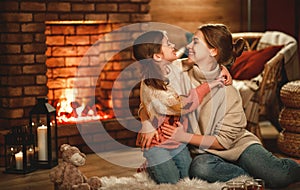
[27,147,34,165]
[15,151,23,170]
[37,125,48,161]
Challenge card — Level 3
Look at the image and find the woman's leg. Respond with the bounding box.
[170,144,192,179]
[143,147,180,184]
[189,153,248,182]
[237,143,300,188]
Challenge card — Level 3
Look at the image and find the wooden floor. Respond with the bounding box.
[0,148,145,190]
[0,122,299,190]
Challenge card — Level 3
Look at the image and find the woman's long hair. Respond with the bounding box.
[133,30,169,90]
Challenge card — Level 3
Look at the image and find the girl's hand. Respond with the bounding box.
[220,65,232,85]
[136,130,159,151]
[136,120,159,151]
[208,77,225,89]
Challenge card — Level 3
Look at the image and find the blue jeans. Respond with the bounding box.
[143,144,192,184]
[189,144,300,188]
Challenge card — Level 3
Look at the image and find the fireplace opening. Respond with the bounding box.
[45,21,141,125]
[53,89,111,124]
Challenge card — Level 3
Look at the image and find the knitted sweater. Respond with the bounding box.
[140,61,210,149]
[184,63,261,161]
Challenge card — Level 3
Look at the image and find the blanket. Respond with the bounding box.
[257,31,300,80]
[99,172,253,190]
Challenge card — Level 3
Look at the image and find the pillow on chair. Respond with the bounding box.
[230,45,283,80]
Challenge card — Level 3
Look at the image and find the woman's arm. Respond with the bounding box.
[166,87,247,150]
[161,122,225,150]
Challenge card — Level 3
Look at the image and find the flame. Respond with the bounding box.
[55,89,112,124]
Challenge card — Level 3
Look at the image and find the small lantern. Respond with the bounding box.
[4,126,36,174]
[29,97,58,169]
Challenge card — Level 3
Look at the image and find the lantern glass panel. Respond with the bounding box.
[4,126,36,174]
[29,97,58,169]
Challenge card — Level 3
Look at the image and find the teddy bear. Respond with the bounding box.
[49,144,102,190]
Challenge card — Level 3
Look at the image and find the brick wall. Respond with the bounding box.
[57,117,140,156]
[0,0,150,166]
[0,0,150,129]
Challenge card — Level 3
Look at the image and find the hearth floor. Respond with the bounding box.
[0,121,299,190]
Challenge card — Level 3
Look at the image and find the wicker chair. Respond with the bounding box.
[231,31,299,141]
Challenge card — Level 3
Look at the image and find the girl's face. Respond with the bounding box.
[158,36,178,62]
[186,30,215,64]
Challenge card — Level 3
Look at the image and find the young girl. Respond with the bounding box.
[133,30,231,184]
[161,24,300,188]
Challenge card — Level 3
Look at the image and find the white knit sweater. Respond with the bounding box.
[184,62,262,161]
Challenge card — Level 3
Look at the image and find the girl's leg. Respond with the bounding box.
[237,143,300,188]
[143,147,180,184]
[189,153,248,183]
[170,144,192,179]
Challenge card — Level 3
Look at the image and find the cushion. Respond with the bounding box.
[230,45,283,80]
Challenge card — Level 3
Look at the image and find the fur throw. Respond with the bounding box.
[99,172,253,190]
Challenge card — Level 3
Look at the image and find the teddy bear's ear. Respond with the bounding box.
[60,144,70,152]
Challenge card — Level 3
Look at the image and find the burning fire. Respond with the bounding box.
[55,89,112,124]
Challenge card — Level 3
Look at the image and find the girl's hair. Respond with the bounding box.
[198,24,245,65]
[133,30,169,90]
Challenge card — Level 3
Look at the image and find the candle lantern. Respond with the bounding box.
[29,97,58,169]
[4,126,36,174]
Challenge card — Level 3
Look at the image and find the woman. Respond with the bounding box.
[161,23,300,188]
[133,30,227,184]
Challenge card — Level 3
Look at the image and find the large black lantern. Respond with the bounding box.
[29,97,58,168]
[4,126,36,174]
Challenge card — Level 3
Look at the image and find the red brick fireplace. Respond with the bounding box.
[0,0,151,166]
[45,21,141,122]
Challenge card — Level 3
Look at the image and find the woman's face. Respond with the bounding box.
[186,30,212,64]
[159,35,178,62]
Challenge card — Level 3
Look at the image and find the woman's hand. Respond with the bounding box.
[161,122,192,143]
[162,122,223,149]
